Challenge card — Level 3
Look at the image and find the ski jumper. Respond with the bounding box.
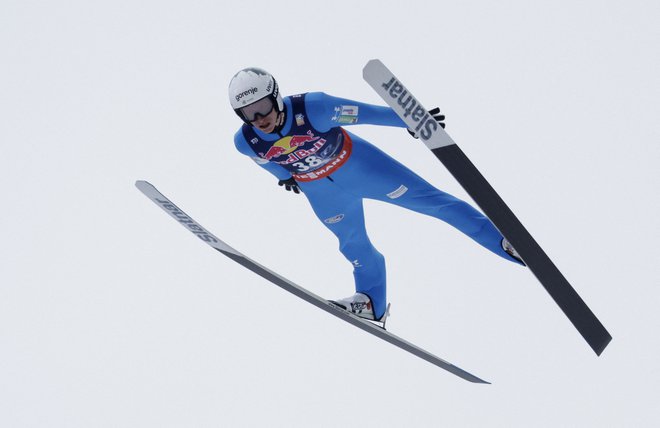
[234,92,521,319]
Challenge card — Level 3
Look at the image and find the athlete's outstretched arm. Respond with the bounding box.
[303,92,409,132]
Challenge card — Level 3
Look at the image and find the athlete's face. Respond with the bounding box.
[251,109,282,134]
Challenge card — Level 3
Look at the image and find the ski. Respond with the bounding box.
[363,59,611,356]
[135,180,489,384]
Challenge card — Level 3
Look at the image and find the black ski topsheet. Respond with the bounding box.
[433,145,611,355]
[363,59,611,355]
[135,180,489,383]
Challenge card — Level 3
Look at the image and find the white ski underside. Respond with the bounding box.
[136,180,489,384]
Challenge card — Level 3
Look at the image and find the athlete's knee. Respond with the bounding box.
[338,238,379,258]
[396,187,463,212]
[339,239,383,266]
[434,198,483,220]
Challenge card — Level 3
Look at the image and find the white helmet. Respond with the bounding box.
[228,67,283,123]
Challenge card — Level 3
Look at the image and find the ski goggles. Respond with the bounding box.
[239,97,275,122]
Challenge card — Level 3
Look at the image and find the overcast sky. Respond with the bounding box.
[2,0,659,427]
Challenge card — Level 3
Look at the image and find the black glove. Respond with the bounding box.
[278,177,301,194]
[407,107,445,138]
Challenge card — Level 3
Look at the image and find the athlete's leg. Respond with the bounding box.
[299,179,388,318]
[333,133,521,264]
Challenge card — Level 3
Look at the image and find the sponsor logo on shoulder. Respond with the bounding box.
[295,113,305,126]
[381,77,438,141]
[250,138,259,145]
[324,214,345,224]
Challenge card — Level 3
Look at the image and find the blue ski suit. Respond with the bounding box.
[234,92,520,319]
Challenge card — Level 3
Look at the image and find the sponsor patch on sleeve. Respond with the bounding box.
[332,105,359,124]
[324,214,345,224]
[386,185,408,199]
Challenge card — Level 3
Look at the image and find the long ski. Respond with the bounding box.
[363,59,611,355]
[135,180,489,383]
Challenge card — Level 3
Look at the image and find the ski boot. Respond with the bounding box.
[329,292,391,329]
[502,237,525,265]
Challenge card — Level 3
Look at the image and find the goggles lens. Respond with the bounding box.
[240,97,275,122]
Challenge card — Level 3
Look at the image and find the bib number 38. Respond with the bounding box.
[292,156,323,172]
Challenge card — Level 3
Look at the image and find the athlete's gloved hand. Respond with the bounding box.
[278,177,301,194]
[407,107,445,138]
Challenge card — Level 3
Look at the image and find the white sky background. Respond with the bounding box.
[1,0,659,426]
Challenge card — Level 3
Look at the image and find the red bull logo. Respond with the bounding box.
[261,130,322,161]
[293,129,353,182]
[289,131,320,147]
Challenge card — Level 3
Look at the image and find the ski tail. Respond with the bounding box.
[363,59,611,356]
[433,145,612,355]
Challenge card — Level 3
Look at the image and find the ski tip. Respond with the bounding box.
[135,180,152,190]
[362,59,384,78]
